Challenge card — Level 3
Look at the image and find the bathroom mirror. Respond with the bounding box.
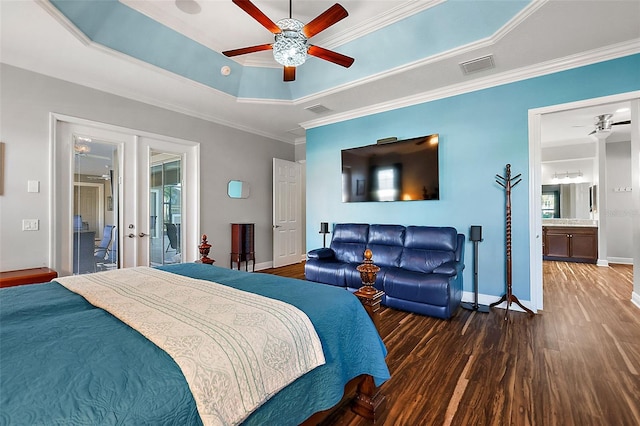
[227,180,250,199]
[542,183,591,219]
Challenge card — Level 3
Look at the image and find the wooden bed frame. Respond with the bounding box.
[299,277,386,425]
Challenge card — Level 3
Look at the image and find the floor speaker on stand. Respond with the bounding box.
[461,225,490,313]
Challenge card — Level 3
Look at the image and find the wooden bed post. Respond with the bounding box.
[197,235,215,264]
[352,249,387,421]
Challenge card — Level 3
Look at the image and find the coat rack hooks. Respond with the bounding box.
[490,164,534,320]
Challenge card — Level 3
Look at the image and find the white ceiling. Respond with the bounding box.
[1,0,639,144]
[541,100,632,147]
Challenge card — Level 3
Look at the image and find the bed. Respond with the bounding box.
[0,263,390,425]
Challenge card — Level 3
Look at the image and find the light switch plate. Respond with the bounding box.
[27,180,40,193]
[22,219,39,231]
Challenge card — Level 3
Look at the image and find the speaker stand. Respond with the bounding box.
[461,240,489,313]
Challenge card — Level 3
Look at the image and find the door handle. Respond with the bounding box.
[139,233,149,237]
[128,233,136,238]
[274,225,281,228]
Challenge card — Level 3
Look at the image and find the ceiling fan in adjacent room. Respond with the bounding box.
[589,114,631,135]
[222,0,355,81]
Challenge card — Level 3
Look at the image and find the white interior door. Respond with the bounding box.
[272,158,302,268]
[53,117,199,276]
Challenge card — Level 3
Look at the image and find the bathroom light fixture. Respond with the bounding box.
[552,170,583,180]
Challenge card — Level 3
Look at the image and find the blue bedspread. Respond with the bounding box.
[0,264,389,425]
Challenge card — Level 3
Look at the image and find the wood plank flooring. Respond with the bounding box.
[261,261,640,426]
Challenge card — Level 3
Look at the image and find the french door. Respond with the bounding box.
[52,116,199,276]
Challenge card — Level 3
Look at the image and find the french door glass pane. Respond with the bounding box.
[73,138,119,274]
[149,152,182,266]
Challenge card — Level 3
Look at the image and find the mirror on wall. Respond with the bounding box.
[228,180,250,199]
[542,183,591,219]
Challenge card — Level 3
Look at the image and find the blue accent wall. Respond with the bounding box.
[306,54,640,301]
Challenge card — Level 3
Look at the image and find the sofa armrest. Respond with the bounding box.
[307,247,336,260]
[433,260,464,276]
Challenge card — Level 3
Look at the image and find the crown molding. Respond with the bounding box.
[37,1,297,144]
[38,0,92,46]
[300,39,640,130]
[316,0,445,50]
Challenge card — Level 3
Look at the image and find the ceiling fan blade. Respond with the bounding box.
[223,43,273,57]
[232,0,281,34]
[302,3,348,38]
[284,66,296,82]
[612,120,631,126]
[308,45,354,68]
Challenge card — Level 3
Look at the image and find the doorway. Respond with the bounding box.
[51,114,200,276]
[529,91,640,311]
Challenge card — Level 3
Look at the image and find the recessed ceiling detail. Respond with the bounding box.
[47,0,532,101]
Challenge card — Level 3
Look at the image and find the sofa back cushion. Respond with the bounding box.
[330,223,369,263]
[400,226,458,273]
[366,224,405,267]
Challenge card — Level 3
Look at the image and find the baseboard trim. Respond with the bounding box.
[597,259,610,267]
[462,291,536,314]
[608,257,634,265]
[632,292,640,310]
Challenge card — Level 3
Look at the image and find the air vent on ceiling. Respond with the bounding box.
[460,55,495,75]
[305,104,332,114]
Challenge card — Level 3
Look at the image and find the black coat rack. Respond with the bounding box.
[490,164,534,320]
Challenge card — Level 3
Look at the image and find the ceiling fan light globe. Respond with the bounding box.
[273,18,307,67]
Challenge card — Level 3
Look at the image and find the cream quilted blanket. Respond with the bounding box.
[55,267,325,425]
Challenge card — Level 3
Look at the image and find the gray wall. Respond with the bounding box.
[606,141,634,262]
[0,64,294,271]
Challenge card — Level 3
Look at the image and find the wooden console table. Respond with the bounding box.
[230,223,255,271]
[0,267,58,288]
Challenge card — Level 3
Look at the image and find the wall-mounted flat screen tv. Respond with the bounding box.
[341,134,439,202]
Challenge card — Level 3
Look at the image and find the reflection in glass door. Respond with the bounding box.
[73,137,119,275]
[149,152,182,266]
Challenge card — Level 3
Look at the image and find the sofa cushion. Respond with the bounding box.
[307,247,335,260]
[404,226,458,251]
[400,226,458,273]
[330,223,369,263]
[304,258,346,287]
[366,225,405,268]
[383,268,451,307]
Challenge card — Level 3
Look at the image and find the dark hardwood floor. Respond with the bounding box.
[261,261,640,425]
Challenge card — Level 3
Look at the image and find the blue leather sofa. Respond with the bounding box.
[305,224,465,319]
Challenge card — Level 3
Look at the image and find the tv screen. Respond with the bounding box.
[341,134,439,202]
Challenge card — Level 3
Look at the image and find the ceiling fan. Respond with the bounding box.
[222,0,355,82]
[589,114,631,135]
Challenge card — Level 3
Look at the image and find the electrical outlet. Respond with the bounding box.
[22,219,39,231]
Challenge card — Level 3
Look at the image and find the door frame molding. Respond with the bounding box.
[528,90,640,311]
[49,113,200,275]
